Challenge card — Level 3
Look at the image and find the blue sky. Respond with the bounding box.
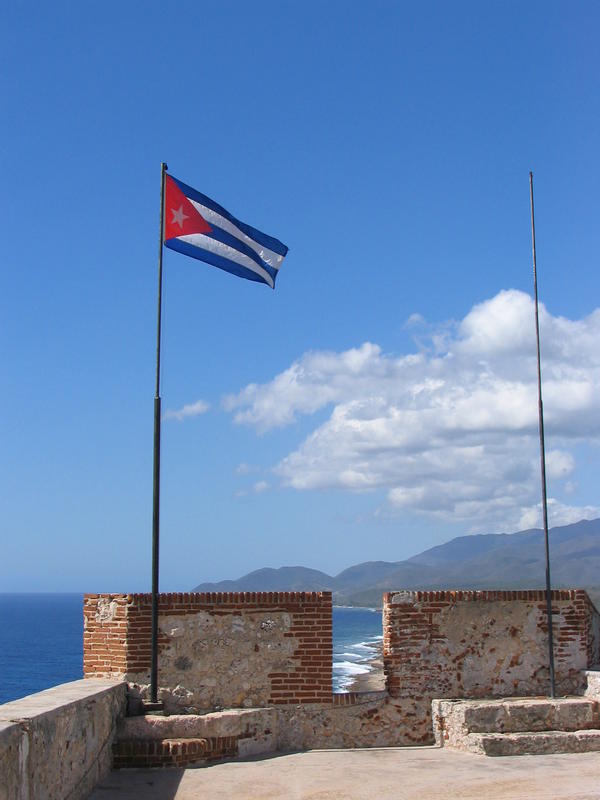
[2,1,599,592]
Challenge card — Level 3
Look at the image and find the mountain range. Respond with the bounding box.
[193,518,600,608]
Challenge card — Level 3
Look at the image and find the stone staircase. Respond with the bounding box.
[432,695,600,756]
[112,707,277,768]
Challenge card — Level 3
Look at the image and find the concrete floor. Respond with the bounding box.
[89,746,600,800]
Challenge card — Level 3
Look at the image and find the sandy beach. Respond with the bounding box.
[346,642,386,692]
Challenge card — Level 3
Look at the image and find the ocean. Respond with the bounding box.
[0,595,383,704]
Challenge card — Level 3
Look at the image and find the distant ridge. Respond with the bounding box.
[193,518,600,608]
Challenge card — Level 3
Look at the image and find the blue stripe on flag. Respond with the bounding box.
[170,176,289,258]
[204,223,278,279]
[164,238,277,288]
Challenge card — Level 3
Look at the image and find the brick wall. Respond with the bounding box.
[382,589,599,743]
[84,588,598,746]
[84,592,332,712]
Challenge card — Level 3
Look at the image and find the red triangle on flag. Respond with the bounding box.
[163,175,212,241]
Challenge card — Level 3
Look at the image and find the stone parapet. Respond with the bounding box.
[84,592,333,713]
[113,693,418,761]
[383,589,599,743]
[0,679,126,800]
[82,588,598,748]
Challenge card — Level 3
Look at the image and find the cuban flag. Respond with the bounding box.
[163,174,288,289]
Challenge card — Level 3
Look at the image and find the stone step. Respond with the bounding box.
[117,706,276,741]
[468,729,600,757]
[463,697,599,734]
[114,708,277,766]
[113,736,238,769]
[433,696,600,740]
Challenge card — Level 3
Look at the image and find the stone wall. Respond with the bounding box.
[0,679,126,800]
[82,588,598,750]
[114,690,416,762]
[383,589,600,743]
[84,592,332,713]
[588,599,600,667]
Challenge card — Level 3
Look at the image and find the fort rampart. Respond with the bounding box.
[1,589,599,795]
[83,588,599,744]
[383,589,600,739]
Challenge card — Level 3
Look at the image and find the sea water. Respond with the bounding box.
[0,595,382,704]
[0,594,84,705]
[331,606,383,692]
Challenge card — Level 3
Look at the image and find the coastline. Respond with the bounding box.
[345,641,385,692]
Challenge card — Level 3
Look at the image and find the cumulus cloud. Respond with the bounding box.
[517,500,600,532]
[163,399,210,422]
[223,290,600,530]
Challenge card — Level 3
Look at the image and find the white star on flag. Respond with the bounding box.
[171,205,189,229]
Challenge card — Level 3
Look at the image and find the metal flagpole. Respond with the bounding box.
[529,171,556,698]
[150,161,168,705]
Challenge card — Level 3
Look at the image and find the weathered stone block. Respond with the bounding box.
[0,679,126,800]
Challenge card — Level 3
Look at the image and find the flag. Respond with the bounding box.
[163,174,288,289]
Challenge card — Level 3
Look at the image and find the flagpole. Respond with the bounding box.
[529,171,556,699]
[150,161,168,705]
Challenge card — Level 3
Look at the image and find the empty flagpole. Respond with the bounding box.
[150,161,168,704]
[529,171,556,699]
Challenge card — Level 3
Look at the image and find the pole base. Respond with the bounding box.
[127,696,166,716]
[141,700,166,715]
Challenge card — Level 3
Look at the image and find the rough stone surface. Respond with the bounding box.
[275,693,409,750]
[115,691,429,758]
[84,592,332,713]
[0,722,22,800]
[434,696,600,738]
[384,589,599,743]
[0,679,127,800]
[473,729,600,756]
[432,695,600,756]
[582,669,600,699]
[84,589,599,747]
[117,707,278,762]
[151,609,295,710]
[119,708,277,741]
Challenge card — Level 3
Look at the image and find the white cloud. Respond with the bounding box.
[404,312,426,328]
[163,399,210,422]
[223,290,600,530]
[517,500,600,531]
[235,462,260,475]
[234,479,270,498]
[545,450,575,480]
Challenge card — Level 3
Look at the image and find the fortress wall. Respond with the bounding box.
[83,589,598,749]
[0,679,126,800]
[84,592,332,713]
[587,593,600,667]
[383,589,599,743]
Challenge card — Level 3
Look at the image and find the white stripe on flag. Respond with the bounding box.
[178,233,275,288]
[188,199,285,271]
